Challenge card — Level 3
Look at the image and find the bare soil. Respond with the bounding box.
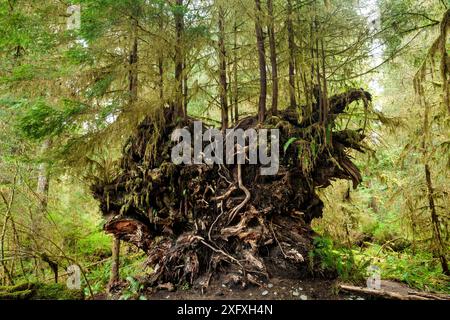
[145,277,346,300]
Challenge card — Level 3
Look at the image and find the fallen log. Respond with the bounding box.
[0,282,84,300]
[339,284,450,300]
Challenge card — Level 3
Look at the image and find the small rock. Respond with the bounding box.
[165,295,170,299]
[274,292,278,296]
[300,295,308,300]
[262,290,269,296]
[221,284,226,288]
[282,287,286,290]
[292,291,299,297]
[299,287,303,291]
[268,283,274,289]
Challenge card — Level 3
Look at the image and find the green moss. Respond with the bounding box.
[0,282,84,300]
[78,231,112,258]
[0,282,34,293]
[0,289,34,300]
[33,283,84,300]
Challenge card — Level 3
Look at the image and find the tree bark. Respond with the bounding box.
[254,0,267,123]
[183,58,188,117]
[267,0,278,115]
[338,284,449,300]
[35,139,51,235]
[174,0,185,119]
[286,0,296,108]
[129,11,139,106]
[158,58,164,102]
[158,6,164,103]
[218,5,229,130]
[321,40,329,128]
[232,17,239,123]
[109,237,120,288]
[424,164,449,275]
[420,81,449,276]
[0,174,17,285]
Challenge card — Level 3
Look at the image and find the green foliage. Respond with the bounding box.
[33,283,84,300]
[119,276,146,300]
[82,262,112,296]
[361,245,450,293]
[12,99,87,140]
[283,137,298,153]
[78,232,112,259]
[85,74,114,99]
[65,46,94,65]
[309,237,371,284]
[82,252,148,296]
[381,252,450,293]
[310,238,450,293]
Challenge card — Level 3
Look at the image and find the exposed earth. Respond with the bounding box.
[102,277,449,300]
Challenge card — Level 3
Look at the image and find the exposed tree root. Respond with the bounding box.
[91,88,372,289]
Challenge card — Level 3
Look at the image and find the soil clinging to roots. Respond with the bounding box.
[91,88,372,289]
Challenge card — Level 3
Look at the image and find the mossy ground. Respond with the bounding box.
[0,282,84,300]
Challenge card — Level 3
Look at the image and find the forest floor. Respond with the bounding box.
[146,278,343,300]
[99,277,450,300]
[98,277,350,300]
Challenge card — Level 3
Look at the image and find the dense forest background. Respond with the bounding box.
[0,0,448,299]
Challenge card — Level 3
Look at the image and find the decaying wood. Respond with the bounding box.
[339,284,450,300]
[91,88,372,288]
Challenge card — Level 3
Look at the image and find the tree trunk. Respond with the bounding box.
[158,58,164,102]
[267,0,278,115]
[0,174,17,285]
[158,7,164,103]
[218,5,229,130]
[35,139,51,234]
[233,17,239,123]
[320,39,329,127]
[286,0,296,108]
[183,59,188,117]
[174,0,185,119]
[107,9,137,289]
[420,82,449,276]
[254,0,267,123]
[129,10,139,106]
[109,237,120,288]
[424,164,449,276]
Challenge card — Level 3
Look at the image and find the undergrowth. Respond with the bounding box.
[310,236,450,293]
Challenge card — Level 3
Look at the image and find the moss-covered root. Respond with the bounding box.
[0,282,84,300]
[0,289,34,300]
